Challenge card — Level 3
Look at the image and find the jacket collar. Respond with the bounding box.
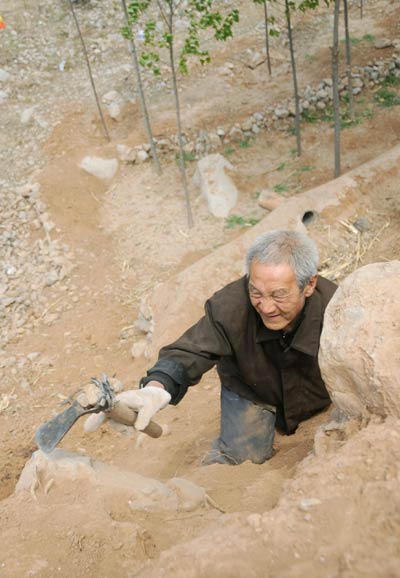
[254,289,323,357]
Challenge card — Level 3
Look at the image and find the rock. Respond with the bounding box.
[135,299,154,335]
[80,156,119,180]
[352,77,364,88]
[21,107,36,124]
[16,449,179,512]
[316,89,329,99]
[353,217,371,232]
[241,118,254,132]
[258,190,284,211]
[228,126,243,140]
[243,50,266,69]
[131,339,148,359]
[156,138,173,151]
[374,39,393,49]
[0,69,10,82]
[44,270,59,287]
[319,261,400,419]
[102,89,122,105]
[274,107,289,119]
[166,478,207,512]
[0,90,8,102]
[193,154,238,218]
[298,498,322,511]
[116,144,136,163]
[136,149,149,163]
[208,132,221,150]
[108,101,123,120]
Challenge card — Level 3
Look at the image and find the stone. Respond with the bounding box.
[44,270,59,287]
[0,69,10,82]
[136,150,149,163]
[102,89,122,105]
[208,132,221,150]
[228,126,243,140]
[108,101,123,120]
[116,144,136,163]
[80,156,119,180]
[135,299,154,335]
[166,478,207,512]
[193,154,238,218]
[319,261,400,419]
[274,107,289,119]
[241,118,254,132]
[258,190,284,211]
[374,39,393,49]
[131,339,147,359]
[16,449,179,512]
[298,498,322,511]
[21,107,36,124]
[243,50,266,69]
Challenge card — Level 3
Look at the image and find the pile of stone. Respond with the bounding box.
[0,182,74,351]
[116,52,400,164]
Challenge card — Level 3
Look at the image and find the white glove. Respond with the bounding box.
[84,386,171,433]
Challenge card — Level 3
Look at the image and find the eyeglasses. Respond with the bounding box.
[248,284,300,304]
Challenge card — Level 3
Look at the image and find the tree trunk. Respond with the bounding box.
[167,7,194,228]
[343,0,354,120]
[120,0,161,174]
[359,0,363,19]
[263,0,272,76]
[332,0,341,178]
[285,0,301,156]
[67,0,110,142]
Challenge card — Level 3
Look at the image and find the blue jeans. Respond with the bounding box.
[203,386,276,465]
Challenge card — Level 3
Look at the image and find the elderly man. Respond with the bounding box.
[88,230,337,465]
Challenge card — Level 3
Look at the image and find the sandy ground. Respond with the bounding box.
[0,0,399,576]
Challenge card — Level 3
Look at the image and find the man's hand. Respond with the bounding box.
[84,385,171,433]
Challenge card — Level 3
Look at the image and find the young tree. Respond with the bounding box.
[120,0,161,173]
[284,0,330,158]
[138,0,239,228]
[67,0,110,142]
[343,0,354,119]
[332,0,341,177]
[284,0,302,156]
[253,0,276,76]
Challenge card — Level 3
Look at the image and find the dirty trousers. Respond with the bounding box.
[203,386,276,465]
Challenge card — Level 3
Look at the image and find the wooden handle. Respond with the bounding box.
[107,401,163,438]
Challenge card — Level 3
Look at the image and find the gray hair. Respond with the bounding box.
[246,229,319,289]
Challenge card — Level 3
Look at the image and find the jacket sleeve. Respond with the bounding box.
[140,300,233,404]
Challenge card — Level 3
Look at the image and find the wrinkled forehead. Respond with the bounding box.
[248,260,298,289]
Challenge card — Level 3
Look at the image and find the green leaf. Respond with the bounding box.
[127,0,151,23]
[225,214,260,229]
[121,25,133,40]
[374,88,400,108]
[273,183,289,193]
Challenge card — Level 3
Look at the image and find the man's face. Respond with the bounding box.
[248,260,317,331]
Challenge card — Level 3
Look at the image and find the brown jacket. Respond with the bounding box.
[141,275,337,434]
